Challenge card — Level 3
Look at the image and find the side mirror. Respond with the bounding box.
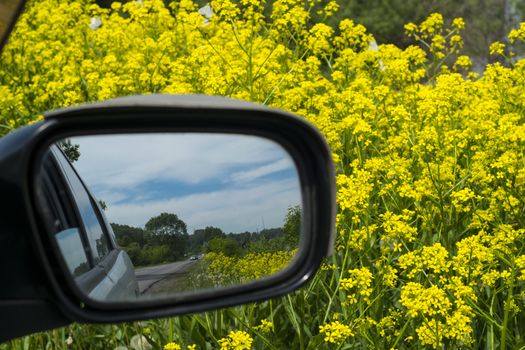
[0,94,335,340]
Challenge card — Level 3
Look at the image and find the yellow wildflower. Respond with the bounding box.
[163,343,181,350]
[489,41,506,55]
[254,319,273,333]
[218,331,253,350]
[319,321,352,344]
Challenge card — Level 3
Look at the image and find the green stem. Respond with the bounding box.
[391,319,411,348]
[169,318,173,342]
[323,248,350,323]
[501,277,515,350]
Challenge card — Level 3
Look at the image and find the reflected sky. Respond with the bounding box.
[69,133,301,233]
[55,228,88,275]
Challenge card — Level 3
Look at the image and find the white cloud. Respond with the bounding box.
[230,158,294,182]
[62,133,301,232]
[104,178,301,233]
[71,133,290,189]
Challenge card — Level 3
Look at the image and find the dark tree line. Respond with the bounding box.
[111,212,188,266]
[324,0,525,70]
[111,206,301,266]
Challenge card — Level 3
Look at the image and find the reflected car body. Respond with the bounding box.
[41,145,139,301]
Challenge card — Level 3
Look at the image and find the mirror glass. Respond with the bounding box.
[37,133,302,303]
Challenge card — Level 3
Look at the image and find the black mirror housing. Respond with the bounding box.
[0,94,335,341]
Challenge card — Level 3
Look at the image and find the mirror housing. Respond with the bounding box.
[0,94,335,341]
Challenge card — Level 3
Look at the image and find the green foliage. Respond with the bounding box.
[145,212,188,236]
[98,200,107,210]
[190,226,226,252]
[112,223,146,246]
[282,205,300,247]
[57,139,80,162]
[329,0,525,68]
[206,237,240,257]
[328,0,431,47]
[113,219,289,266]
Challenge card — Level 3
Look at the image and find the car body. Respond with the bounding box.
[41,145,139,301]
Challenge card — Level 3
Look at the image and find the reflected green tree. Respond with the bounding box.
[57,139,80,162]
[145,212,187,236]
[145,213,188,262]
[283,205,301,248]
[206,237,240,257]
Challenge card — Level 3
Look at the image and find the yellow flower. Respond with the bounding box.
[404,22,418,34]
[319,321,352,344]
[449,34,463,48]
[508,22,525,43]
[339,267,373,305]
[451,187,477,212]
[400,282,451,318]
[111,1,122,10]
[323,1,339,17]
[218,331,253,350]
[380,210,417,244]
[431,34,445,51]
[452,17,465,30]
[307,23,334,56]
[254,319,273,333]
[454,55,471,70]
[516,255,525,281]
[420,13,444,36]
[489,41,506,55]
[163,342,181,350]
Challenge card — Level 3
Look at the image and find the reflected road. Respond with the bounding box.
[135,259,197,294]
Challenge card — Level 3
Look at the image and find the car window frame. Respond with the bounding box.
[40,150,95,271]
[49,146,115,264]
[45,146,128,294]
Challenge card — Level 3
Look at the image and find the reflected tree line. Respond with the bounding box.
[111,206,301,267]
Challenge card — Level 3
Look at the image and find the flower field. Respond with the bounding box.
[1,0,525,348]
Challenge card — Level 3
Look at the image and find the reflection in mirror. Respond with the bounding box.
[38,133,302,303]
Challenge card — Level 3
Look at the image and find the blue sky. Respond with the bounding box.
[69,133,301,233]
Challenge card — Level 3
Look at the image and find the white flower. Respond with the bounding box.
[89,17,102,30]
[130,335,152,350]
[198,3,213,19]
[198,3,213,25]
[368,39,385,70]
[66,335,73,346]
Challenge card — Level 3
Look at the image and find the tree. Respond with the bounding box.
[327,0,524,69]
[57,139,80,163]
[145,213,188,261]
[328,0,432,48]
[145,212,188,236]
[206,237,240,257]
[190,226,225,253]
[111,223,146,246]
[98,200,107,211]
[283,205,301,248]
